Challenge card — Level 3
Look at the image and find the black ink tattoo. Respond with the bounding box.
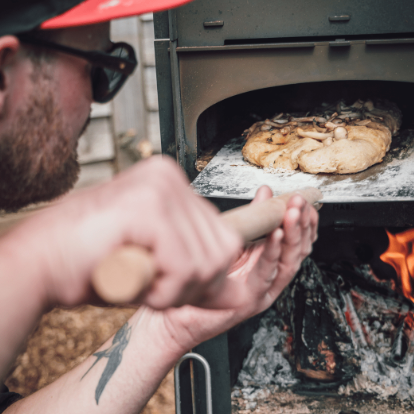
[81,322,132,404]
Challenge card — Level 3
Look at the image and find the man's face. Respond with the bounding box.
[43,23,112,144]
[0,23,111,212]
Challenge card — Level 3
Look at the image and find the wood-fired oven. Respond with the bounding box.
[153,1,414,413]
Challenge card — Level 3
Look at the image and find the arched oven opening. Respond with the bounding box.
[196,80,414,166]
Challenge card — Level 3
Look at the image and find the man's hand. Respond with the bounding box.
[150,185,318,354]
[1,156,242,310]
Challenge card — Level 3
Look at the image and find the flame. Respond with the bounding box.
[380,229,414,302]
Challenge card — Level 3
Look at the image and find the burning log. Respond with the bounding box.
[342,292,368,349]
[290,259,359,384]
[237,255,414,402]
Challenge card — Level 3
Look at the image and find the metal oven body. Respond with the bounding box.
[153,2,414,413]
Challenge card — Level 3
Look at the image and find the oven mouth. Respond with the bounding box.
[193,80,414,203]
[196,80,414,158]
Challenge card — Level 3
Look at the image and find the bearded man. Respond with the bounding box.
[0,1,318,413]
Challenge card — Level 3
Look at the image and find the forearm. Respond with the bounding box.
[6,307,186,414]
[0,232,48,381]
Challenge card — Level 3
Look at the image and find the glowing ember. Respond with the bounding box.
[380,229,414,302]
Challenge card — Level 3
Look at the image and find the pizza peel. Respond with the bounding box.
[92,187,322,304]
[191,133,414,202]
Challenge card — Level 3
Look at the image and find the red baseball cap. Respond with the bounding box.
[40,0,193,30]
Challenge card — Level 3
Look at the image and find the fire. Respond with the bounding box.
[380,229,414,302]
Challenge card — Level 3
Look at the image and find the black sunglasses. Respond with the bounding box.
[17,34,138,103]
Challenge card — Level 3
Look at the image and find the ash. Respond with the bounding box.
[235,309,298,400]
[339,347,414,402]
[233,259,414,407]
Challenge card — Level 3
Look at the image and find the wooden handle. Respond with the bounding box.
[221,187,321,242]
[92,187,322,303]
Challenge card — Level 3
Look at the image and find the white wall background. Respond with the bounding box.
[76,13,161,189]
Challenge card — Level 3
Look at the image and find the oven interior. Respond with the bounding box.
[197,80,414,158]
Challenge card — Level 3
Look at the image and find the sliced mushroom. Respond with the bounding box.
[351,99,364,109]
[313,120,327,133]
[326,112,338,123]
[291,116,327,123]
[364,100,375,111]
[272,112,284,120]
[325,121,346,130]
[297,128,333,141]
[369,109,399,134]
[354,119,372,126]
[337,100,351,113]
[324,137,333,146]
[264,119,285,129]
[333,126,348,140]
[337,112,362,119]
[261,124,272,131]
[365,112,383,121]
[243,121,263,139]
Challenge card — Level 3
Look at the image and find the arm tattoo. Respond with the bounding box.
[81,322,132,404]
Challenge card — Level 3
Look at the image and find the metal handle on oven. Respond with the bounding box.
[204,20,224,27]
[329,39,351,47]
[174,352,213,414]
[329,15,351,22]
[366,38,414,45]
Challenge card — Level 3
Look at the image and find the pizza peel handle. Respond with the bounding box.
[92,187,322,304]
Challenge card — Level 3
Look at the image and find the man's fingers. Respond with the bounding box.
[286,196,317,259]
[254,228,284,283]
[274,207,302,279]
[286,194,306,211]
[251,185,273,205]
[300,202,311,229]
[281,207,302,247]
[310,205,319,243]
[300,222,312,258]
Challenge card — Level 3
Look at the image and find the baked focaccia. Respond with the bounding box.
[242,99,401,174]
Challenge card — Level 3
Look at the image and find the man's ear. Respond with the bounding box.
[0,36,20,115]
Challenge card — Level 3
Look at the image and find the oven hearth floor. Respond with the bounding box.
[192,131,414,202]
[231,390,414,414]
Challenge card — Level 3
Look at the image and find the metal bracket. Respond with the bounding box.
[174,352,213,414]
[329,38,351,47]
[329,15,351,22]
[203,20,224,27]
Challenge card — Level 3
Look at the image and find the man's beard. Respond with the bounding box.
[0,78,81,212]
